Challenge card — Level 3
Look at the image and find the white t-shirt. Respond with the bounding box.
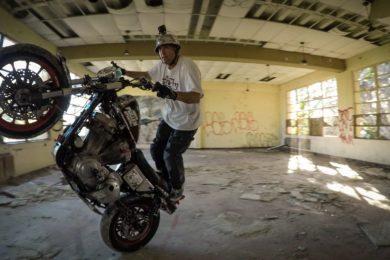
[148,56,203,131]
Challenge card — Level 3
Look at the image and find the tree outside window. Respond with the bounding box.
[287,79,338,137]
[354,61,390,140]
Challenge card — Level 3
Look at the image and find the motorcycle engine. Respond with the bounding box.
[67,112,132,204]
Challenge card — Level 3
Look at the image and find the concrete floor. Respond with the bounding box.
[1,148,390,260]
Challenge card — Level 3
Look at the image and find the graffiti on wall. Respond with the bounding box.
[203,111,278,147]
[338,107,353,144]
[135,101,279,147]
[204,111,259,136]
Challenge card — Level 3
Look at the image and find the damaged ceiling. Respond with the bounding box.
[1,0,390,84]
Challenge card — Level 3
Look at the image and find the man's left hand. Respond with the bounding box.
[153,82,177,100]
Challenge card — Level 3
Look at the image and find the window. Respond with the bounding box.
[2,37,15,47]
[286,79,338,136]
[354,61,390,140]
[0,34,15,48]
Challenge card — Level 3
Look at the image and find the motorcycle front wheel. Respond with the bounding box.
[0,44,70,139]
[100,197,160,252]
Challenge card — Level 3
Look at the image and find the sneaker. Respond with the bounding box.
[170,187,184,202]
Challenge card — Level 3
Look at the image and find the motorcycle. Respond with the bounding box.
[0,43,178,252]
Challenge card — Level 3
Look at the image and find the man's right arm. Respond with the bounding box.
[123,70,151,80]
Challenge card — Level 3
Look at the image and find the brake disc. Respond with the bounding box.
[0,68,49,120]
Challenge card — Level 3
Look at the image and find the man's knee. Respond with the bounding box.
[163,147,177,163]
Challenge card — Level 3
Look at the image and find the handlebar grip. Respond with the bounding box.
[140,78,154,90]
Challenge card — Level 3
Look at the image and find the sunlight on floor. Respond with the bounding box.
[326,182,361,200]
[326,182,390,211]
[288,154,390,211]
[355,186,390,210]
[316,166,338,176]
[329,162,363,180]
[287,155,316,173]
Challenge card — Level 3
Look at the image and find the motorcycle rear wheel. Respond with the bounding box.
[100,197,160,252]
[0,44,70,139]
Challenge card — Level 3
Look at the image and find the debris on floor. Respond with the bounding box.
[0,180,75,208]
[240,193,261,201]
[361,167,390,180]
[210,211,271,237]
[359,221,390,247]
[1,148,390,259]
[0,195,13,205]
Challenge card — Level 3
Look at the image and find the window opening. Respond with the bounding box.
[354,61,390,140]
[286,78,338,136]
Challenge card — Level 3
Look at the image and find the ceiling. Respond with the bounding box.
[1,0,390,84]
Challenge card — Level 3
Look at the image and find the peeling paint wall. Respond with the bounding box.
[0,130,58,179]
[132,82,280,149]
[199,81,280,148]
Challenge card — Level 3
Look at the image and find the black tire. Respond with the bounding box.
[100,197,160,252]
[0,44,70,139]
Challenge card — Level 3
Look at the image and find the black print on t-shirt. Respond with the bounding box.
[162,76,179,90]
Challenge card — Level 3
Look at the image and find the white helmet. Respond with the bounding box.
[154,31,180,53]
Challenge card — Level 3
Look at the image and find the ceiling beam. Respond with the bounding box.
[59,41,346,72]
[0,5,94,76]
[0,5,56,53]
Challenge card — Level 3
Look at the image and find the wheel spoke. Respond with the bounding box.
[124,207,148,237]
[24,61,30,83]
[36,66,44,75]
[0,71,12,84]
[0,72,5,79]
[33,109,43,120]
[11,61,16,72]
[0,66,12,74]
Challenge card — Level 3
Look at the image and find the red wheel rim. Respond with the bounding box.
[0,57,63,134]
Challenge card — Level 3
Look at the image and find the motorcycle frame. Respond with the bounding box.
[52,75,175,215]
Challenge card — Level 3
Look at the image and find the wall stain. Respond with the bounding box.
[246,132,278,147]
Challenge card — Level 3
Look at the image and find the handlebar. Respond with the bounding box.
[30,63,158,103]
[109,61,154,90]
[69,77,155,93]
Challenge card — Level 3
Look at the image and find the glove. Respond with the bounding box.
[153,82,177,100]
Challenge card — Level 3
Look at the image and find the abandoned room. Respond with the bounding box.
[0,0,390,259]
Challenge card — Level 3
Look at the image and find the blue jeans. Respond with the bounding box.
[150,120,197,190]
